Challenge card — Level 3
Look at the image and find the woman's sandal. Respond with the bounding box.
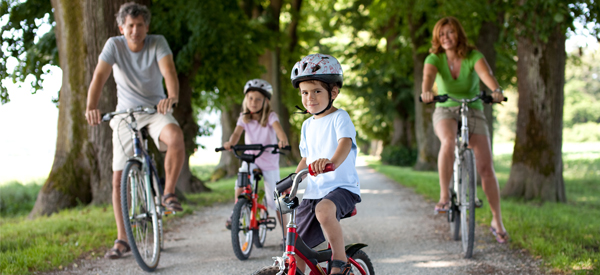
[104,239,131,259]
[434,201,450,214]
[490,225,509,244]
[329,259,352,275]
[162,193,183,212]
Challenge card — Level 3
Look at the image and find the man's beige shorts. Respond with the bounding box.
[432,106,489,136]
[110,112,179,171]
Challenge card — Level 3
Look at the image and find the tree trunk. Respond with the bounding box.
[172,70,209,193]
[475,12,503,186]
[214,104,243,179]
[502,26,566,202]
[476,18,502,149]
[30,0,149,217]
[409,13,439,171]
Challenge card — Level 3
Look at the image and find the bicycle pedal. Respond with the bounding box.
[261,217,277,230]
[164,210,175,215]
[474,199,483,208]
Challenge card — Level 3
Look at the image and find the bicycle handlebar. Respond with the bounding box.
[100,104,180,123]
[419,91,507,104]
[215,144,291,162]
[278,163,335,201]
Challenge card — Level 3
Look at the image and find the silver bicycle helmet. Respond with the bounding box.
[290,54,343,89]
[243,79,273,100]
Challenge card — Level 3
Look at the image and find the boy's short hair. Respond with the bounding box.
[301,80,338,92]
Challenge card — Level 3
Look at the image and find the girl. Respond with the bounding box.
[223,79,289,233]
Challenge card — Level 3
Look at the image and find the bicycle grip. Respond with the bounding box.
[276,173,296,194]
[215,147,225,152]
[309,163,335,176]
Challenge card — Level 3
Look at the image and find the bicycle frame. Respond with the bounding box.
[239,167,269,231]
[117,110,165,221]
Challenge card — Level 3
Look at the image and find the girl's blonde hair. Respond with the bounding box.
[430,16,476,59]
[241,92,273,127]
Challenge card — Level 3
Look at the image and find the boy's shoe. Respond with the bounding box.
[329,259,353,275]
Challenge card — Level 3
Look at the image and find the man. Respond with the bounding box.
[85,2,184,259]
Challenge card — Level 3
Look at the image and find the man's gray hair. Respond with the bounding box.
[116,2,151,26]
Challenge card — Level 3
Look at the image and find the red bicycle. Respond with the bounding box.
[215,144,290,260]
[253,164,375,275]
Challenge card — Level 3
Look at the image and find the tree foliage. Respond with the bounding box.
[0,0,56,104]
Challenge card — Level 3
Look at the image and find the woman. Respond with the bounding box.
[420,16,508,243]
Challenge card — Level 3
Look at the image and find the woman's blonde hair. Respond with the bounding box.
[241,91,273,127]
[430,16,475,59]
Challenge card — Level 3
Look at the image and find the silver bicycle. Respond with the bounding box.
[421,91,506,258]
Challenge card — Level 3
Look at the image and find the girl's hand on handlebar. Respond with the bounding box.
[223,141,233,151]
[157,97,178,114]
[309,158,332,176]
[491,91,503,103]
[421,91,435,103]
[278,139,289,150]
[85,109,101,126]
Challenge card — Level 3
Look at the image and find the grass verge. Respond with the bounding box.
[0,164,298,274]
[369,154,600,274]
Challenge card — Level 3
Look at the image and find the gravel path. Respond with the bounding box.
[50,164,543,275]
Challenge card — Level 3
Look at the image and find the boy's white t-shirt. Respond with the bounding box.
[299,109,360,199]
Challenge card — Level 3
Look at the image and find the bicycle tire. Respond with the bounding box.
[121,161,161,271]
[251,266,302,275]
[351,249,375,275]
[253,196,268,248]
[450,191,461,241]
[231,197,253,260]
[460,149,476,258]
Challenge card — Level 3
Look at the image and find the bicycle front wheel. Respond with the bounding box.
[253,196,268,248]
[231,197,253,260]
[121,161,161,271]
[460,149,476,258]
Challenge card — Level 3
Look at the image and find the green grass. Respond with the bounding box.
[0,180,43,217]
[369,154,600,274]
[0,164,298,274]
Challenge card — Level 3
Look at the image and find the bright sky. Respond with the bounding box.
[0,17,598,184]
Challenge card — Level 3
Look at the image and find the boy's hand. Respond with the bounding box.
[309,158,333,175]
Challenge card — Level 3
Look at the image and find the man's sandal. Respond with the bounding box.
[329,259,352,275]
[104,239,131,259]
[162,193,183,212]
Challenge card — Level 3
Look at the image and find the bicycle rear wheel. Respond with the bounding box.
[121,161,161,271]
[231,197,253,260]
[460,149,476,258]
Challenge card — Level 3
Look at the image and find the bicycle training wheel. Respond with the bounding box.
[351,249,375,275]
[231,197,253,260]
[460,149,476,258]
[253,196,268,248]
[121,161,161,271]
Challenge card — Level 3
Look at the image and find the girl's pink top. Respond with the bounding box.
[236,112,280,171]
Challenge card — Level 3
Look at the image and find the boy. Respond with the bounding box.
[290,53,361,275]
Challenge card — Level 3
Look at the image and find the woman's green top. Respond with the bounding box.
[424,50,484,110]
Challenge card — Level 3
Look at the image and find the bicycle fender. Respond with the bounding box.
[237,194,251,201]
[345,243,368,258]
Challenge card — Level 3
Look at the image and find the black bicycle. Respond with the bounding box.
[102,106,172,271]
[421,91,506,258]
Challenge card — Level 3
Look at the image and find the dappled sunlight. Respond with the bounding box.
[359,189,396,194]
[414,261,468,268]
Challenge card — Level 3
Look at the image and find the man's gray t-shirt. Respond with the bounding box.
[99,35,173,111]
